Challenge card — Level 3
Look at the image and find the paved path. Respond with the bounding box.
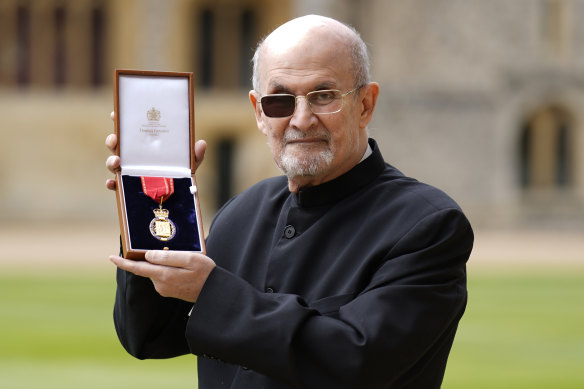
[0,222,120,269]
[0,223,582,270]
[470,228,583,270]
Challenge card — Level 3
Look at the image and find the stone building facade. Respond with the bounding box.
[1,0,583,230]
[303,0,584,228]
[372,0,584,228]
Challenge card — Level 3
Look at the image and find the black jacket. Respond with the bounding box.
[114,139,474,388]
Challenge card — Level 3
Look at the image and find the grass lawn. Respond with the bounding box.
[0,267,197,389]
[443,268,584,388]
[1,265,583,388]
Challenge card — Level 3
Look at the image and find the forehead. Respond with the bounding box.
[263,65,348,94]
[259,27,354,93]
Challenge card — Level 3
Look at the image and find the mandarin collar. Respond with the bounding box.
[295,139,386,207]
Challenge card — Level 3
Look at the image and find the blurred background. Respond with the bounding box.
[0,0,583,388]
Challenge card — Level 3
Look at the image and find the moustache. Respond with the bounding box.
[282,129,331,144]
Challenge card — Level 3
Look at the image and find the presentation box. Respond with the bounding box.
[113,69,205,259]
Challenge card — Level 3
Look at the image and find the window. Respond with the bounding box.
[6,2,107,88]
[519,106,573,189]
[91,6,105,87]
[239,9,255,88]
[195,6,259,89]
[217,138,235,208]
[54,6,67,86]
[198,8,214,88]
[541,0,570,54]
[16,5,31,86]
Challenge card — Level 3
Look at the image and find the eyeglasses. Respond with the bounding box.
[259,86,361,118]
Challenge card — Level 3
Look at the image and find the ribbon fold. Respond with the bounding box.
[141,176,174,204]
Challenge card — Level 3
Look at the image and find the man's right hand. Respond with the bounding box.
[105,132,120,191]
[104,111,207,191]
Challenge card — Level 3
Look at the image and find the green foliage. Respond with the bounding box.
[1,267,583,388]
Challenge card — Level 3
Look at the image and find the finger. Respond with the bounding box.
[105,133,118,153]
[109,255,160,279]
[145,250,192,268]
[106,178,117,191]
[106,155,120,174]
[111,111,115,121]
[194,139,206,169]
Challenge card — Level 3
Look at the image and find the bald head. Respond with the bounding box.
[252,15,370,92]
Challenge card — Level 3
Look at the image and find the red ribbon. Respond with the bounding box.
[141,176,174,204]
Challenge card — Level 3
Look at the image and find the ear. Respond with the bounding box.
[249,90,267,135]
[358,82,380,129]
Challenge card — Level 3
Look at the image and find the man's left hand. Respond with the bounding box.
[110,250,216,303]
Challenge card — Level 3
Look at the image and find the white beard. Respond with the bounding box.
[273,128,334,178]
[279,148,334,177]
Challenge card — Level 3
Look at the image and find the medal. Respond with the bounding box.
[141,176,177,241]
[149,202,176,241]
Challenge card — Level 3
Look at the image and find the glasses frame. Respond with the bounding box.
[259,86,362,118]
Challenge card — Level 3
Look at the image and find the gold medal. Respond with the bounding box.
[149,205,176,241]
[141,177,176,242]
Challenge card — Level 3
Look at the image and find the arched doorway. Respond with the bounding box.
[519,105,573,191]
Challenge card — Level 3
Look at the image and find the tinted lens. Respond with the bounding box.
[261,95,295,117]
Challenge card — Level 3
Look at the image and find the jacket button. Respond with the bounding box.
[284,225,296,239]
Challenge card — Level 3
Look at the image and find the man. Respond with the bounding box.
[106,15,473,388]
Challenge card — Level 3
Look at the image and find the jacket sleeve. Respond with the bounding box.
[185,208,473,388]
[113,267,193,359]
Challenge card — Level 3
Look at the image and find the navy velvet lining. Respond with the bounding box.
[122,175,202,252]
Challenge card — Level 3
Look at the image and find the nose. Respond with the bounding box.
[290,96,318,130]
